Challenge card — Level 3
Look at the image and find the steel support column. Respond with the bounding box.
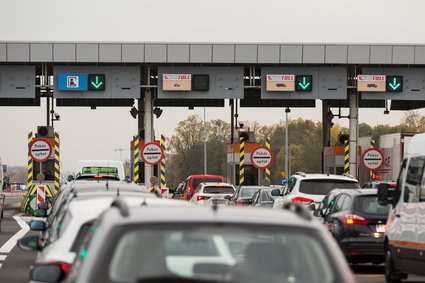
[349,90,358,178]
[144,89,153,185]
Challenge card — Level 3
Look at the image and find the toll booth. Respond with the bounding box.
[227,142,262,186]
[323,145,361,177]
[31,126,57,186]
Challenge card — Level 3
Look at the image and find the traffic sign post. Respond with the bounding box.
[250,146,273,169]
[362,148,385,171]
[29,139,52,162]
[280,177,287,185]
[141,142,164,166]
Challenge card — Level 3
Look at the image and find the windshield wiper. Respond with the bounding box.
[137,277,230,283]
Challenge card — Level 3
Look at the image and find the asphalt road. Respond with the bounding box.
[0,196,425,283]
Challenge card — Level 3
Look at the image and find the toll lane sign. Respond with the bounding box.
[141,142,164,166]
[358,75,386,92]
[266,75,295,91]
[386,76,403,92]
[162,74,192,91]
[362,148,384,171]
[250,146,273,169]
[29,139,52,162]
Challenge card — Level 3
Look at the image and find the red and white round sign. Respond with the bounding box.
[250,146,273,169]
[362,148,384,171]
[141,142,164,166]
[29,139,52,162]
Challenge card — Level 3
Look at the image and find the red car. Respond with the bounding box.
[181,175,225,201]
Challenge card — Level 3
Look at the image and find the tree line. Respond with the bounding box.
[166,111,425,188]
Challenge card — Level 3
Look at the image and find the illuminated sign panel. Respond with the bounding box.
[295,75,313,92]
[266,75,295,91]
[162,74,192,91]
[357,75,386,92]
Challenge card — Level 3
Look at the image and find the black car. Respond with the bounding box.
[230,186,262,206]
[320,189,389,264]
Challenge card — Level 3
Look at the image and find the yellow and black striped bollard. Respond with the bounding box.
[160,135,166,188]
[344,140,350,175]
[265,136,271,183]
[133,135,140,183]
[54,132,60,192]
[370,139,376,179]
[239,137,245,185]
[27,131,33,189]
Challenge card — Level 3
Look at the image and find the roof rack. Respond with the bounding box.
[294,172,306,177]
[342,173,355,179]
[110,199,129,217]
[281,202,312,221]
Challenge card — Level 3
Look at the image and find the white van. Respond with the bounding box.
[378,133,425,282]
[75,160,125,181]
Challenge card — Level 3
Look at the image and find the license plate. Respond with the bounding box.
[376,225,386,232]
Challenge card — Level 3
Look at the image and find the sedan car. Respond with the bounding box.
[229,186,262,206]
[320,189,389,264]
[58,203,355,283]
[189,183,235,206]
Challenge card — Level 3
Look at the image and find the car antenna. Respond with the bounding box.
[117,188,120,197]
[141,198,148,206]
[106,180,109,190]
[212,201,218,213]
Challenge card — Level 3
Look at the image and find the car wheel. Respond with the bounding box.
[385,249,404,282]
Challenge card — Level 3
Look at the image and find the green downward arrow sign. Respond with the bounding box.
[298,77,311,90]
[388,77,400,90]
[91,76,103,89]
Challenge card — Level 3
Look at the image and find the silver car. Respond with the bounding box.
[190,182,235,206]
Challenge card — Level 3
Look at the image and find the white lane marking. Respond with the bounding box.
[0,213,30,254]
[0,255,6,260]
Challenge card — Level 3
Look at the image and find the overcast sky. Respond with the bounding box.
[0,0,425,173]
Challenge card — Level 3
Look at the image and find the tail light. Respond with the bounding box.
[197,196,210,201]
[94,175,103,179]
[292,197,314,205]
[236,201,249,206]
[343,214,369,225]
[60,263,72,273]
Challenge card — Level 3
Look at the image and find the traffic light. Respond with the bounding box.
[386,76,403,92]
[88,74,106,91]
[295,75,313,92]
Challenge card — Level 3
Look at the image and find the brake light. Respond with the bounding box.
[94,175,103,179]
[197,196,210,201]
[343,214,369,225]
[236,201,249,206]
[292,197,314,205]
[61,263,72,273]
[390,183,397,187]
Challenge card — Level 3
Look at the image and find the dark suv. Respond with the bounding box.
[320,189,389,264]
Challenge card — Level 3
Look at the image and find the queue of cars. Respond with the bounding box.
[16,164,359,283]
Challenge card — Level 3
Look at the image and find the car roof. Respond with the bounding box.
[69,181,147,191]
[187,175,224,179]
[338,188,377,196]
[292,173,358,182]
[102,205,320,229]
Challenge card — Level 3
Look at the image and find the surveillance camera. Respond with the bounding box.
[54,113,60,119]
[238,122,244,128]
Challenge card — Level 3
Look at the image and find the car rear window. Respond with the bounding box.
[193,178,223,189]
[299,179,359,195]
[204,186,235,194]
[106,224,337,283]
[354,196,389,215]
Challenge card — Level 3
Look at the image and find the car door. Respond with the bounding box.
[324,194,350,241]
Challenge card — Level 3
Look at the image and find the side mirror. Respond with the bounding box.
[32,209,47,218]
[313,208,323,217]
[306,203,316,211]
[0,194,5,200]
[38,202,49,210]
[271,189,281,197]
[67,175,75,182]
[377,183,390,206]
[18,235,41,251]
[30,220,46,231]
[30,263,65,283]
[224,195,231,200]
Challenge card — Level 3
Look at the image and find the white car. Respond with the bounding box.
[272,172,359,209]
[189,182,235,206]
[18,192,192,282]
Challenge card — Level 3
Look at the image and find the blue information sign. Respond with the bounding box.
[280,177,287,185]
[58,74,88,91]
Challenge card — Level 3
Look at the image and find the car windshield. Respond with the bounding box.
[240,187,261,198]
[299,180,359,195]
[354,196,390,215]
[203,186,234,194]
[107,224,336,283]
[193,178,222,189]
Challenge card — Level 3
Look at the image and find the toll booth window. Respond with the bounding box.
[406,157,425,203]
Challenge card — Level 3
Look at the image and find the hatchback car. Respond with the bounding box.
[190,183,235,206]
[272,172,359,209]
[181,175,225,201]
[320,189,389,264]
[229,186,262,206]
[57,203,355,283]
